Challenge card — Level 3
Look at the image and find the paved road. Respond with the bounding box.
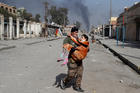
[0,38,140,93]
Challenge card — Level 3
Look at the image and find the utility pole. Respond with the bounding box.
[64,16,65,27]
[109,0,112,37]
[102,24,105,37]
[44,2,49,37]
[110,0,112,20]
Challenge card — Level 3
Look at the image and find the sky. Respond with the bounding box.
[1,0,140,30]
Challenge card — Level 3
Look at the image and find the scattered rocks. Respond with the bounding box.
[120,80,123,83]
[49,45,52,48]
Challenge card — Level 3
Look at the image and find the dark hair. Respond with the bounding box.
[71,27,78,32]
[82,34,88,41]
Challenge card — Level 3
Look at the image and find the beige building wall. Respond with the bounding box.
[0,3,17,15]
[126,22,137,41]
[110,17,117,38]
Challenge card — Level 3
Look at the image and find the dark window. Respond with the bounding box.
[5,7,8,10]
[10,9,12,12]
[1,6,4,8]
[13,10,16,13]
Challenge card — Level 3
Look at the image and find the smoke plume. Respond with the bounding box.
[45,0,90,31]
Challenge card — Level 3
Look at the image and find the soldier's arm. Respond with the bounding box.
[69,35,81,45]
[63,37,70,45]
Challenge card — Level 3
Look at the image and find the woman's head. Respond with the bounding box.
[81,34,88,41]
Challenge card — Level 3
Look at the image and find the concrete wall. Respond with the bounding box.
[0,15,43,40]
[30,22,42,37]
[126,22,137,41]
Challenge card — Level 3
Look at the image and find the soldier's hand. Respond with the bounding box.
[70,47,76,53]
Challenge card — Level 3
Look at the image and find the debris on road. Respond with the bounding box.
[49,45,52,48]
[120,80,124,83]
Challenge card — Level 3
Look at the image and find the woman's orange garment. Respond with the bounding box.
[63,35,89,61]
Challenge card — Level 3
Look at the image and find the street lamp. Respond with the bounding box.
[109,0,112,37]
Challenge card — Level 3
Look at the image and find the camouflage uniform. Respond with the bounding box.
[63,36,83,87]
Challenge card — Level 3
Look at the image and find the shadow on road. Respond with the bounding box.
[53,73,76,89]
[53,73,67,88]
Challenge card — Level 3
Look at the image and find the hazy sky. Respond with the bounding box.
[1,0,140,29]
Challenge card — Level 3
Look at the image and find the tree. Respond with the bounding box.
[49,6,57,23]
[24,12,33,21]
[75,21,81,29]
[18,9,33,21]
[35,14,41,22]
[58,7,69,26]
[49,6,69,25]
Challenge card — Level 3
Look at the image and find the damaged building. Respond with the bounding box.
[117,2,140,41]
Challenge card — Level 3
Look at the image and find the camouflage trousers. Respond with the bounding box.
[63,58,83,87]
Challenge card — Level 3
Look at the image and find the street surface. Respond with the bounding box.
[0,38,140,93]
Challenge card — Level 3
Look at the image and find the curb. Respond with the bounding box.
[0,46,16,51]
[97,39,140,75]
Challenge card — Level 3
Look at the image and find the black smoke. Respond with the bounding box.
[44,0,90,32]
[62,0,90,32]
